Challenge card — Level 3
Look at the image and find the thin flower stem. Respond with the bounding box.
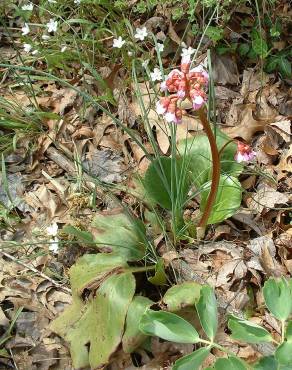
[197,108,221,228]
[281,320,286,343]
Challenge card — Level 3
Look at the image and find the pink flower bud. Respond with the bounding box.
[235,142,256,163]
[192,95,205,110]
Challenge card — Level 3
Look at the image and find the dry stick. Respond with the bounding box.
[197,108,221,228]
[0,250,71,294]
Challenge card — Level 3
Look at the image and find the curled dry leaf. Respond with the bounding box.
[247,183,290,213]
[224,104,268,142]
[82,148,126,183]
[212,53,239,85]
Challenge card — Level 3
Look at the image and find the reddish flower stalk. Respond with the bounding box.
[156,55,220,229]
[197,108,220,228]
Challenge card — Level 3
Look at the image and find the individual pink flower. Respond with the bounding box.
[156,56,208,124]
[235,141,256,163]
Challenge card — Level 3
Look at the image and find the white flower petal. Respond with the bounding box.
[22,3,33,10]
[113,36,125,49]
[49,237,59,253]
[46,222,58,237]
[150,67,163,82]
[157,43,164,52]
[46,19,58,33]
[134,27,148,41]
[23,43,32,52]
[21,23,30,35]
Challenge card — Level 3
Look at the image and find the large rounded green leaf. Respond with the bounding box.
[139,309,199,344]
[143,156,191,210]
[50,272,135,369]
[90,210,146,261]
[263,278,292,321]
[196,285,218,341]
[178,129,242,187]
[200,175,242,224]
[228,315,273,344]
[173,347,210,370]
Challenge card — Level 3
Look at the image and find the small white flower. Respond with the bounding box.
[113,36,125,49]
[128,51,133,56]
[142,59,149,69]
[46,19,58,33]
[181,46,195,58]
[61,46,67,52]
[42,34,50,40]
[74,0,81,3]
[23,43,32,52]
[22,3,33,10]
[48,0,57,3]
[134,27,148,41]
[150,67,163,82]
[21,23,30,35]
[47,222,58,237]
[49,237,59,253]
[157,43,164,52]
[32,49,38,55]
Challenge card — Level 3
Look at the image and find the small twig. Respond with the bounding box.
[0,250,71,294]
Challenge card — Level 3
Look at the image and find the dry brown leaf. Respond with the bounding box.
[212,54,239,85]
[270,119,291,142]
[240,69,270,97]
[247,184,290,213]
[224,104,267,141]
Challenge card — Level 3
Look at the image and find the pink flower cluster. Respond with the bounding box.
[156,56,209,124]
[235,141,256,163]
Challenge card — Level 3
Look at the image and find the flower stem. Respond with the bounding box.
[197,108,221,228]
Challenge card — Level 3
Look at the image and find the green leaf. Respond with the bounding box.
[228,315,273,344]
[206,26,224,42]
[0,348,10,358]
[265,56,279,73]
[62,225,94,245]
[139,309,199,344]
[238,43,250,56]
[122,296,153,353]
[90,210,146,261]
[148,258,167,286]
[278,58,292,78]
[275,342,292,365]
[263,277,292,320]
[143,157,190,210]
[252,31,268,59]
[69,253,127,295]
[173,347,210,370]
[285,321,292,341]
[50,272,135,369]
[253,356,278,370]
[200,175,242,224]
[214,357,247,370]
[162,282,201,312]
[196,285,218,341]
[178,129,242,188]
